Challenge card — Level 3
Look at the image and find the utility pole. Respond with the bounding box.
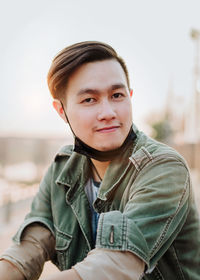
[190,29,200,142]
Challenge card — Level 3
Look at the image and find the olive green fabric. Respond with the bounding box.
[13,125,200,279]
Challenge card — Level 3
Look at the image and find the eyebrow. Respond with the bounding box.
[77,83,127,96]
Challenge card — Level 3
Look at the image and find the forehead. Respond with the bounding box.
[65,59,128,96]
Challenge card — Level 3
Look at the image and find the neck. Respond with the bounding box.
[91,159,110,182]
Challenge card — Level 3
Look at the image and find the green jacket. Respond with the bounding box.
[14,125,200,279]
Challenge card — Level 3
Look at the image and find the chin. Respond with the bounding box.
[96,143,121,151]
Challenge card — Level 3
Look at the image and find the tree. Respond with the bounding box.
[151,118,173,143]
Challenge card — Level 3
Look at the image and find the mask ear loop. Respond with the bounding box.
[60,101,76,137]
[60,101,102,180]
[60,101,137,162]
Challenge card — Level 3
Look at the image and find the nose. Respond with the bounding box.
[97,99,117,121]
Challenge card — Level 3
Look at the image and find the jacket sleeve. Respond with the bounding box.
[1,223,55,280]
[95,156,190,271]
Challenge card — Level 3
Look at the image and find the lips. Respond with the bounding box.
[96,125,120,133]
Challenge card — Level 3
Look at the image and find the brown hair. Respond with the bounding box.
[47,41,130,100]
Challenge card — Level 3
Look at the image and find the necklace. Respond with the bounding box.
[90,160,102,182]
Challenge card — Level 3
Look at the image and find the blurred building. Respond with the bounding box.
[0,136,73,184]
[146,29,200,173]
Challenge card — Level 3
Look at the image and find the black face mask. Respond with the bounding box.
[61,102,137,161]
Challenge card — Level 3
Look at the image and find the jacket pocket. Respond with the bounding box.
[55,229,72,270]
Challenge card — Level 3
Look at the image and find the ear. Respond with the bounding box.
[129,89,133,98]
[52,99,68,123]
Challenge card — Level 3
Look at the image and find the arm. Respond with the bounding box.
[1,232,144,280]
[0,259,25,280]
[41,248,144,280]
[41,268,81,280]
[73,248,144,280]
[1,223,55,280]
[94,156,190,273]
[0,163,57,280]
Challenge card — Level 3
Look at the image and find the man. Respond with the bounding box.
[0,41,200,280]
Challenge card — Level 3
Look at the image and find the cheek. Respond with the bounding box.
[118,102,132,119]
[69,109,94,131]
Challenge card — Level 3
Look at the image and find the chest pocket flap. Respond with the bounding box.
[55,230,72,251]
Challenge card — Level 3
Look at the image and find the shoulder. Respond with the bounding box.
[46,145,75,176]
[42,144,86,187]
[52,144,86,175]
[129,127,191,205]
[130,125,189,172]
[54,145,74,160]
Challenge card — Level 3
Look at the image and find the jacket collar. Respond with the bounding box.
[55,123,140,197]
[55,150,88,184]
[97,138,136,200]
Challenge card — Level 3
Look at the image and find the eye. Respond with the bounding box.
[82,97,96,104]
[112,92,124,99]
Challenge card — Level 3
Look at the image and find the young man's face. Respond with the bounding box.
[62,59,133,151]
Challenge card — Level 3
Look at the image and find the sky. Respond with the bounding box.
[0,0,200,137]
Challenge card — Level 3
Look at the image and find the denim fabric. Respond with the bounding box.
[13,124,200,279]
